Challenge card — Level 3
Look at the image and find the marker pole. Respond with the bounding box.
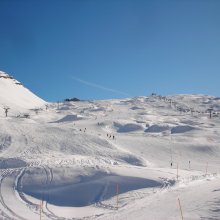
[178,198,184,220]
[40,200,42,220]
[205,162,208,176]
[116,184,119,210]
[177,163,179,181]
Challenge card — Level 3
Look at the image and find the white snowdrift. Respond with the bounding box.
[21,167,162,207]
[52,114,83,123]
[113,121,144,133]
[145,124,170,133]
[0,71,45,116]
[0,158,27,169]
[171,125,196,134]
[145,124,197,134]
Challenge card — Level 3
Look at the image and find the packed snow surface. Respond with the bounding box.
[0,75,220,219]
[0,71,45,116]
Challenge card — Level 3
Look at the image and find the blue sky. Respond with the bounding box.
[0,0,220,101]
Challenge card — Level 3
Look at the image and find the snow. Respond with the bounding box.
[113,121,144,133]
[0,158,27,169]
[0,72,220,219]
[52,114,83,123]
[171,125,196,134]
[145,124,170,133]
[0,71,45,116]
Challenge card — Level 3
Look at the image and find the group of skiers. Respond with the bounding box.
[107,133,115,140]
[79,128,87,132]
[78,127,116,140]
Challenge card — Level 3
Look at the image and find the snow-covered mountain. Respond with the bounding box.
[0,70,45,116]
[0,74,220,219]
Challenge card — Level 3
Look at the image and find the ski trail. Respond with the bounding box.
[0,169,27,220]
[41,166,61,220]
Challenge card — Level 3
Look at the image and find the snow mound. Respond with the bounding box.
[145,124,170,133]
[0,135,12,151]
[21,168,162,207]
[53,114,83,123]
[0,70,45,116]
[120,154,146,166]
[190,145,215,153]
[171,125,196,134]
[130,106,145,110]
[90,107,106,112]
[0,158,27,169]
[113,122,144,133]
[59,106,71,111]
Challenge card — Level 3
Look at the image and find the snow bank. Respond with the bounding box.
[145,124,197,134]
[113,122,144,133]
[21,168,162,207]
[145,124,170,133]
[130,106,145,110]
[0,70,45,116]
[0,135,12,151]
[90,107,106,112]
[53,114,83,123]
[171,125,195,134]
[0,158,27,169]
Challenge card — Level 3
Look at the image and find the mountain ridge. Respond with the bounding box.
[0,70,46,116]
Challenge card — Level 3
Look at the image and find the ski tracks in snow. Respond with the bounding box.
[0,160,219,220]
[41,165,64,220]
[0,168,27,220]
[0,165,67,220]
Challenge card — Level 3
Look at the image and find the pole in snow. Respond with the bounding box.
[207,108,213,119]
[178,198,184,220]
[177,163,179,181]
[205,162,208,176]
[40,199,43,220]
[116,183,119,210]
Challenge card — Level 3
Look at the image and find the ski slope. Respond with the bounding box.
[0,72,220,219]
[0,71,45,117]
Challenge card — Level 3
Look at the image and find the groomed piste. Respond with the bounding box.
[0,72,220,219]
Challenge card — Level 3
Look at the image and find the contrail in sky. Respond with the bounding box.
[71,76,130,96]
